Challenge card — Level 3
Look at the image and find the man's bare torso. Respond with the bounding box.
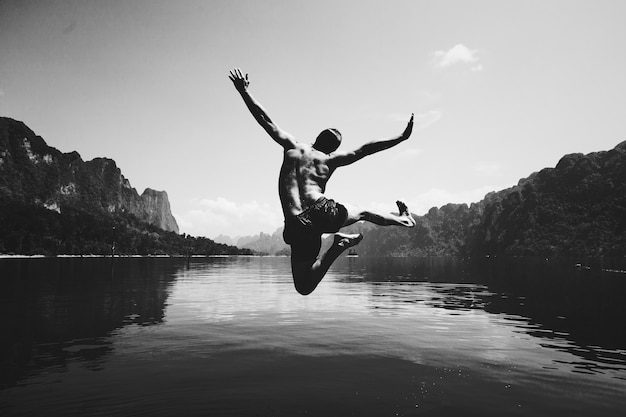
[279,143,335,217]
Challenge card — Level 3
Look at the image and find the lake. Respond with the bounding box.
[1,256,625,416]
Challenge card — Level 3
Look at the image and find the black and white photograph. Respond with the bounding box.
[1,1,625,415]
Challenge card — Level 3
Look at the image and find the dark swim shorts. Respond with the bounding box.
[283,197,348,260]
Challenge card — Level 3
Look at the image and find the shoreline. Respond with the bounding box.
[0,254,277,259]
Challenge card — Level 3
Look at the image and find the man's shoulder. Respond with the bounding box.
[286,142,318,156]
[284,142,305,155]
[285,143,335,164]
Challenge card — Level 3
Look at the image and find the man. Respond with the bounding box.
[229,68,416,295]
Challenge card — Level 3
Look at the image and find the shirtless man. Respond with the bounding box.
[229,68,416,295]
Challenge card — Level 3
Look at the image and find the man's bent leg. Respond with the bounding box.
[342,200,416,228]
[290,233,363,295]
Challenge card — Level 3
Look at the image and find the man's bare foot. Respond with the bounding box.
[396,200,408,215]
[334,233,364,249]
[395,200,416,227]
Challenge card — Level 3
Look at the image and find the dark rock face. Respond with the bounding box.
[0,117,179,233]
[342,140,626,257]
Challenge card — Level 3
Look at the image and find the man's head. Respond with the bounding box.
[313,128,342,154]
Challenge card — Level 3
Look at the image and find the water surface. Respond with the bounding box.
[1,256,625,416]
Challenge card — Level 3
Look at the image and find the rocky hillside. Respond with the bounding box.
[0,117,249,256]
[0,117,178,233]
[345,140,626,257]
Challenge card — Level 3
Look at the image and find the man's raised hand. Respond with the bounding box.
[229,68,250,92]
[401,113,414,140]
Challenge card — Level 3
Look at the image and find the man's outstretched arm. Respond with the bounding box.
[330,113,414,167]
[229,68,296,149]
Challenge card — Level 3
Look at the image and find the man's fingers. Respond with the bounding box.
[230,68,241,79]
[229,68,250,84]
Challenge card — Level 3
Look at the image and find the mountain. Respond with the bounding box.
[0,117,249,256]
[213,234,236,246]
[214,230,290,256]
[237,229,290,255]
[139,188,179,233]
[344,140,626,257]
[240,140,626,257]
[0,117,178,233]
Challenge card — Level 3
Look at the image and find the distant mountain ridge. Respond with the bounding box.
[0,117,178,233]
[228,140,626,257]
[214,230,289,255]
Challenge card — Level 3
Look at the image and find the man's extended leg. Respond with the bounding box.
[288,201,412,295]
[342,200,416,228]
[290,233,363,296]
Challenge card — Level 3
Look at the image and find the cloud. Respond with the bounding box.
[432,44,482,70]
[179,197,283,238]
[173,212,193,231]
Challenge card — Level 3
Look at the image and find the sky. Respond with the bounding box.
[1,0,625,239]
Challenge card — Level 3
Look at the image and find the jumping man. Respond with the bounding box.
[229,68,416,295]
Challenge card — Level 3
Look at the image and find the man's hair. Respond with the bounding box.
[313,128,342,153]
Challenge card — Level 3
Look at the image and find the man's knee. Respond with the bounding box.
[291,260,318,296]
[292,272,316,295]
[294,281,315,296]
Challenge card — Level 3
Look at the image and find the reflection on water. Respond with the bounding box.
[1,256,625,416]
[342,257,626,379]
[0,257,181,388]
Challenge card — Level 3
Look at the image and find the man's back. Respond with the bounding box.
[279,143,334,217]
[229,67,415,295]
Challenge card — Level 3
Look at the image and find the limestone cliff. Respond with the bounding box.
[139,188,179,234]
[0,117,179,233]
